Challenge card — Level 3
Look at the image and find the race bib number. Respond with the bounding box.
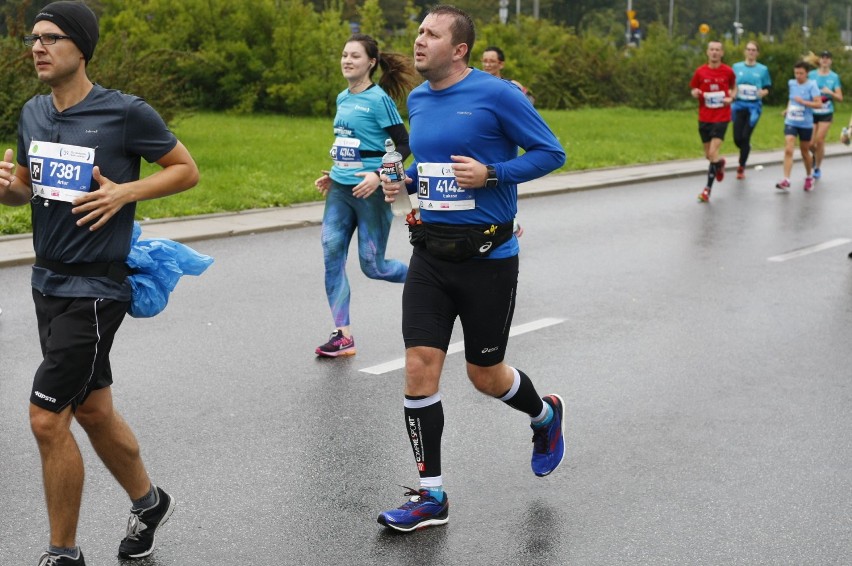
[330,137,363,169]
[786,103,805,122]
[417,162,475,212]
[28,141,95,203]
[738,84,758,101]
[703,91,725,109]
[813,98,831,115]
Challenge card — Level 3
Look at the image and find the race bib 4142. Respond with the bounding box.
[417,162,475,212]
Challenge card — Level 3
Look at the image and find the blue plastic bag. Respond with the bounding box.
[125,222,214,318]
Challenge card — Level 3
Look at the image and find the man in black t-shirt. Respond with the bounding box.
[0,3,199,565]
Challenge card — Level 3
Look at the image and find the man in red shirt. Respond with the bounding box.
[690,41,736,203]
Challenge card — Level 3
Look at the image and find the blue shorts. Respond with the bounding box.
[784,124,813,141]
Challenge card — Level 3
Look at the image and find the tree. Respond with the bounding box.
[264,0,350,115]
[357,0,386,37]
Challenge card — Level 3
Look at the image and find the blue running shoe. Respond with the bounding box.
[813,168,821,180]
[377,487,449,532]
[531,394,565,477]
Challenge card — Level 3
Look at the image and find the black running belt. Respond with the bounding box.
[34,257,133,283]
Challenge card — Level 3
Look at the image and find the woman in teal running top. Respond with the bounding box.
[807,50,843,179]
[313,34,417,357]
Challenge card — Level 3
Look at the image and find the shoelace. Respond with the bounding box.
[397,485,430,508]
[124,512,146,541]
[531,425,550,454]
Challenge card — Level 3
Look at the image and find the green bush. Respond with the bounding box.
[1,0,849,124]
[619,23,698,110]
[0,35,45,140]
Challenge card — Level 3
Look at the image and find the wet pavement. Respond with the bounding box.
[2,149,852,565]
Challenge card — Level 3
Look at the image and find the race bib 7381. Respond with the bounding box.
[28,141,95,203]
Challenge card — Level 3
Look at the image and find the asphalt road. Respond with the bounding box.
[2,157,852,565]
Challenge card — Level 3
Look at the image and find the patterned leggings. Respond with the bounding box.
[321,180,407,328]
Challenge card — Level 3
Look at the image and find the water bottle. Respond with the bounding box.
[382,138,410,216]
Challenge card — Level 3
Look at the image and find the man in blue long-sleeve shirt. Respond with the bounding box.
[379,4,567,533]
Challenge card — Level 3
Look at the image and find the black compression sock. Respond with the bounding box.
[499,368,545,418]
[706,163,716,188]
[404,393,444,479]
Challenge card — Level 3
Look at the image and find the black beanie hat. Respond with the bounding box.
[34,2,99,63]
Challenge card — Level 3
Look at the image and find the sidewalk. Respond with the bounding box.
[1,146,847,268]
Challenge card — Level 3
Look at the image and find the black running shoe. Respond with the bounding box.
[36,551,85,565]
[118,486,175,559]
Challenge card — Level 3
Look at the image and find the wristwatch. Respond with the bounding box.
[485,165,498,188]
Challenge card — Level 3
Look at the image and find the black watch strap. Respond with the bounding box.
[485,165,498,188]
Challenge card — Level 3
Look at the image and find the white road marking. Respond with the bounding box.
[360,317,565,375]
[767,238,852,262]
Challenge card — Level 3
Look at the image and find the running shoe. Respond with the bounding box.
[531,394,566,477]
[315,330,355,357]
[118,486,175,559]
[714,158,726,182]
[736,166,745,180]
[697,187,711,203]
[804,176,814,192]
[812,168,821,180]
[377,487,449,532]
[775,179,790,191]
[36,551,85,565]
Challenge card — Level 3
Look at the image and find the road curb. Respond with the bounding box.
[1,146,849,268]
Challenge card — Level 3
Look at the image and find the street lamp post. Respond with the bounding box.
[767,0,772,38]
[668,0,674,38]
[626,0,633,46]
[733,0,742,46]
[845,5,852,46]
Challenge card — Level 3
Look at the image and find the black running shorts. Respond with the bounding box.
[698,121,729,143]
[402,247,518,367]
[30,291,128,412]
